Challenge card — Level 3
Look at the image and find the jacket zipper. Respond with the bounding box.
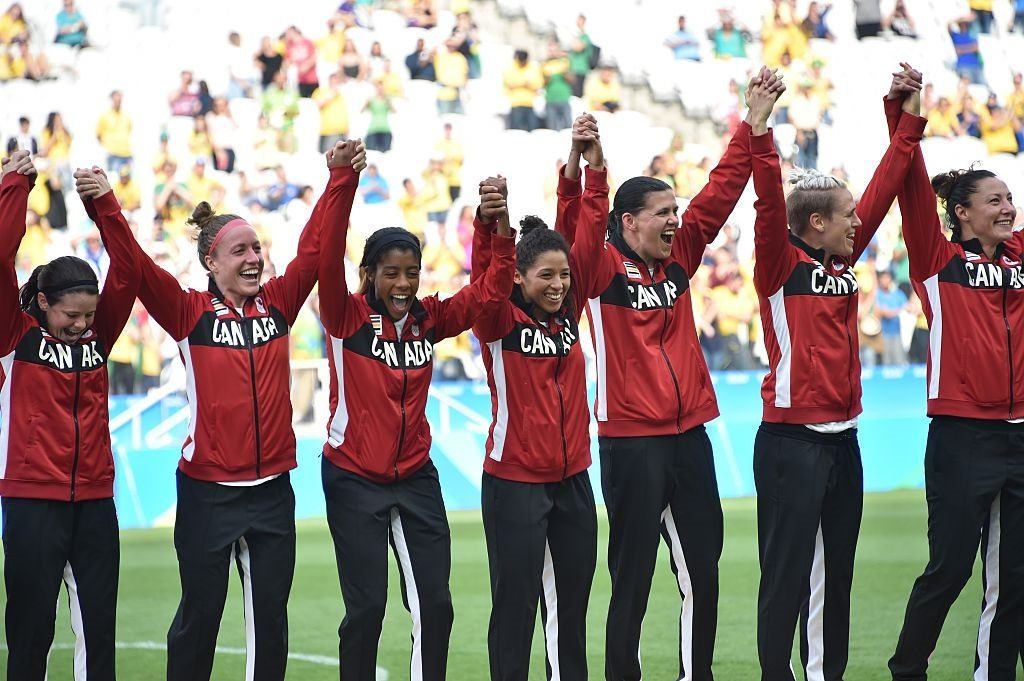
[552,338,569,480]
[243,317,263,478]
[844,293,856,420]
[70,370,81,502]
[1004,284,1015,417]
[394,326,408,481]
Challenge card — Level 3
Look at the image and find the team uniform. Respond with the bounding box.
[471,164,609,681]
[886,100,1024,681]
[1,178,138,681]
[97,173,333,681]
[749,106,925,681]
[560,122,753,681]
[317,165,516,680]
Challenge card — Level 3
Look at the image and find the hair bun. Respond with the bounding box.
[519,215,549,237]
[187,201,217,230]
[930,169,965,202]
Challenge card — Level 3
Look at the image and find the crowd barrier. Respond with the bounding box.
[109,367,930,529]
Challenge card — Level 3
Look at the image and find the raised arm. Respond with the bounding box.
[0,152,35,354]
[556,114,602,244]
[316,139,365,339]
[76,167,196,341]
[471,177,516,343]
[568,163,613,307]
[433,207,515,341]
[75,169,141,350]
[673,66,781,273]
[851,76,927,261]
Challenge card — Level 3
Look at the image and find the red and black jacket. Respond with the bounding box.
[99,172,333,482]
[319,166,516,483]
[889,100,1024,419]
[560,123,753,437]
[470,165,609,482]
[0,177,138,501]
[752,105,926,423]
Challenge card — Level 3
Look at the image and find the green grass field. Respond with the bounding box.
[1,489,1015,680]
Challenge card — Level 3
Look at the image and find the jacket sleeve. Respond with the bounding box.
[673,120,753,274]
[316,165,362,339]
[569,164,615,306]
[555,164,583,246]
[750,129,799,296]
[469,211,494,283]
[884,97,956,281]
[85,191,141,351]
[432,232,516,341]
[0,172,33,355]
[851,111,927,262]
[260,175,330,325]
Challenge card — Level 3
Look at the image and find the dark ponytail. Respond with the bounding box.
[358,226,422,294]
[931,167,997,241]
[607,176,673,237]
[516,216,568,273]
[19,256,99,323]
[188,201,244,270]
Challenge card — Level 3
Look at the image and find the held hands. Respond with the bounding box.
[478,175,508,221]
[745,66,785,134]
[73,166,112,199]
[571,113,604,168]
[888,62,923,117]
[1,150,36,179]
[326,139,367,172]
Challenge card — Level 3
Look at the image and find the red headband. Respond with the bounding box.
[208,218,253,256]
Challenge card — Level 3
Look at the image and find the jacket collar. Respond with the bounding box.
[609,230,655,271]
[957,236,1006,261]
[788,233,829,264]
[207,277,261,310]
[511,283,572,329]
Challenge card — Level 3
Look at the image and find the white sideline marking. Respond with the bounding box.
[1,641,389,680]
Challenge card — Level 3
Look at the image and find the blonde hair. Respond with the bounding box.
[786,167,847,234]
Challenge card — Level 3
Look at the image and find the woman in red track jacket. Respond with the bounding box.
[469,122,606,680]
[557,71,780,680]
[317,140,515,680]
[2,153,138,681]
[748,71,925,681]
[887,66,1024,681]
[87,145,348,681]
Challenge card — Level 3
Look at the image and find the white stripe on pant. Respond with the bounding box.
[64,562,88,681]
[542,541,561,681]
[805,525,825,681]
[662,507,695,680]
[390,508,424,681]
[975,493,1001,681]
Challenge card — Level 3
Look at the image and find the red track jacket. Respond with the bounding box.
[319,166,516,483]
[563,122,754,438]
[470,165,609,482]
[108,174,332,482]
[0,179,138,501]
[753,106,926,423]
[890,101,1024,419]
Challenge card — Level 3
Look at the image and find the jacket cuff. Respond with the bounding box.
[473,210,497,233]
[584,164,609,191]
[883,95,902,119]
[1,171,32,191]
[491,231,517,254]
[557,164,582,197]
[92,189,123,217]
[329,165,358,185]
[749,129,776,154]
[896,111,927,138]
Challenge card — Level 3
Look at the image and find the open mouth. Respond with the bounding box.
[995,219,1014,228]
[240,267,260,283]
[390,294,411,312]
[543,291,563,305]
[845,234,855,246]
[660,230,675,246]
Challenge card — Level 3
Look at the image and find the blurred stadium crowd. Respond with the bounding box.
[5,0,1024,404]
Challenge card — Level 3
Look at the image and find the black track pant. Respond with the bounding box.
[3,497,119,681]
[166,470,296,681]
[600,426,723,681]
[481,471,598,681]
[890,417,1024,681]
[754,423,863,681]
[322,457,454,681]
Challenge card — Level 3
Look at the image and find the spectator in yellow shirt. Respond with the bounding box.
[434,122,464,201]
[585,65,622,113]
[926,97,962,137]
[980,104,1019,154]
[422,157,452,227]
[313,71,349,153]
[96,90,133,173]
[316,15,347,62]
[398,178,429,242]
[1006,72,1024,119]
[435,40,469,114]
[0,3,27,44]
[185,158,221,205]
[114,166,141,213]
[503,49,543,130]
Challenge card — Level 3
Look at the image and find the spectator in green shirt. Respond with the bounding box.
[568,14,594,97]
[542,40,574,130]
